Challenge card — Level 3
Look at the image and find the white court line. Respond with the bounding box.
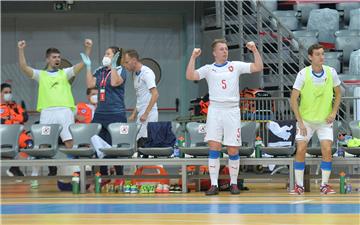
[290,199,314,204]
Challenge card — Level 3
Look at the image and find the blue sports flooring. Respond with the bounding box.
[2,203,359,214]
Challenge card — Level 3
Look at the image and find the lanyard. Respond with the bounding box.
[100,69,111,88]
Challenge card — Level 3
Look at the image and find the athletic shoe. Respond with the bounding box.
[205,185,219,196]
[230,184,240,195]
[7,167,24,177]
[320,184,336,194]
[169,184,175,193]
[130,185,138,194]
[140,185,148,194]
[162,184,170,193]
[155,184,163,193]
[148,185,155,193]
[174,184,182,193]
[30,180,39,189]
[124,184,131,193]
[289,184,304,195]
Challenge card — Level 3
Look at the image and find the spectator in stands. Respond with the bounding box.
[123,49,159,148]
[186,38,263,195]
[75,87,98,124]
[290,43,341,195]
[80,46,127,176]
[0,82,30,177]
[17,39,93,177]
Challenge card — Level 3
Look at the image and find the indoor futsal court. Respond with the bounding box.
[1,1,360,225]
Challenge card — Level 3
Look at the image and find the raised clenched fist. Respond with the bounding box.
[84,39,93,48]
[246,41,257,52]
[192,48,201,58]
[18,40,26,49]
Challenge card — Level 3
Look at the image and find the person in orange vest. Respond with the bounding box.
[1,83,31,177]
[75,87,98,123]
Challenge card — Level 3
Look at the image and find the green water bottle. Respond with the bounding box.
[95,172,102,193]
[72,173,80,194]
[340,172,346,194]
[255,136,263,158]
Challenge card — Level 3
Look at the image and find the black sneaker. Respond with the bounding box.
[174,184,182,193]
[48,166,57,176]
[205,185,219,196]
[7,167,24,176]
[230,184,240,195]
[169,185,176,193]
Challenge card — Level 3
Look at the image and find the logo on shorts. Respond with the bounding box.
[0,109,4,114]
[228,66,234,72]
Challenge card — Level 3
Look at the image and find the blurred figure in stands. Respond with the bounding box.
[0,83,30,177]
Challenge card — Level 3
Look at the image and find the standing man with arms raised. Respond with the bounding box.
[186,39,263,195]
[18,38,92,178]
[290,44,341,195]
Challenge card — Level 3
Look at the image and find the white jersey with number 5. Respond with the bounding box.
[196,61,251,106]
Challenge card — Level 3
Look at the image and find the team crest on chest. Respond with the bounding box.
[228,66,234,72]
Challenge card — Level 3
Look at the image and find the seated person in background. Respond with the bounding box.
[75,87,98,123]
[0,82,31,176]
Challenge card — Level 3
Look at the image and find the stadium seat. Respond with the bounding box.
[349,49,360,76]
[260,120,296,157]
[291,30,318,52]
[238,121,256,157]
[138,121,180,157]
[0,124,23,158]
[271,10,300,31]
[344,120,360,156]
[99,122,139,158]
[307,8,339,44]
[349,8,360,30]
[336,3,360,25]
[306,121,340,157]
[179,122,209,157]
[294,3,319,26]
[335,30,360,64]
[324,52,342,73]
[21,124,62,158]
[59,123,101,157]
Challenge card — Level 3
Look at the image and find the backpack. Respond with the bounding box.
[240,88,274,120]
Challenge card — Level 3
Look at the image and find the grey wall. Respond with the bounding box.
[1,1,201,122]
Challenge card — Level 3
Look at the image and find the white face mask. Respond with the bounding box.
[102,56,111,67]
[90,94,98,104]
[3,93,12,102]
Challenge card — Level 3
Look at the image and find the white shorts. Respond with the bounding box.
[295,121,333,142]
[40,107,74,142]
[205,105,241,146]
[136,108,158,140]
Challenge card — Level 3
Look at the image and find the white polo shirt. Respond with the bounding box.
[196,61,251,107]
[133,65,157,111]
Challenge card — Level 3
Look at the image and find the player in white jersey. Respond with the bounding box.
[123,49,159,143]
[186,38,263,195]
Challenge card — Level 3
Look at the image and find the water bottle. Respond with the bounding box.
[339,172,346,194]
[255,136,263,158]
[72,173,80,194]
[345,177,352,193]
[173,144,180,158]
[178,136,185,147]
[337,135,345,157]
[95,172,101,193]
